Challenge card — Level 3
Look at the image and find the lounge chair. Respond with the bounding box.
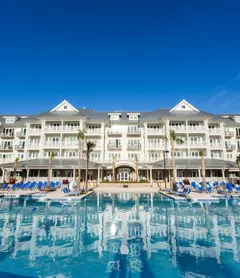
[206,182,212,193]
[28,182,36,190]
[1,183,9,191]
[174,188,191,196]
[235,184,240,193]
[197,183,204,193]
[62,187,81,196]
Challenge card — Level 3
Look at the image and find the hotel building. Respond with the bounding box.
[0,99,239,184]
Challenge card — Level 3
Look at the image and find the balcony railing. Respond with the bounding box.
[0,145,13,150]
[28,143,40,148]
[61,141,78,147]
[62,126,79,132]
[107,144,122,150]
[0,158,13,164]
[148,144,165,149]
[170,126,187,131]
[16,132,26,137]
[28,129,42,134]
[127,144,141,150]
[107,130,122,135]
[86,129,102,134]
[127,129,141,135]
[225,131,234,137]
[15,145,25,151]
[210,143,223,148]
[188,141,208,147]
[44,141,61,147]
[147,129,164,134]
[208,128,221,133]
[187,126,206,132]
[0,132,14,138]
[44,126,62,132]
[226,145,235,151]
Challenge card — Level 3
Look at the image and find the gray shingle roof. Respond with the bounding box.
[0,158,103,169]
[150,158,238,169]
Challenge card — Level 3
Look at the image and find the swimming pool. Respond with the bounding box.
[0,193,240,277]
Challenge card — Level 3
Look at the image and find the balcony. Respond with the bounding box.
[107,144,122,150]
[27,143,40,149]
[86,129,102,135]
[0,158,13,164]
[107,130,122,136]
[208,128,221,133]
[210,143,224,148]
[188,141,208,147]
[44,126,62,132]
[148,144,165,149]
[0,132,14,138]
[15,145,25,151]
[127,144,141,150]
[127,129,141,136]
[16,131,26,138]
[62,126,79,132]
[225,131,234,137]
[187,126,206,132]
[226,145,235,151]
[0,145,13,151]
[61,141,78,148]
[170,126,187,132]
[28,128,42,135]
[147,129,164,135]
[44,141,61,147]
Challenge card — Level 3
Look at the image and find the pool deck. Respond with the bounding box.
[95,187,158,194]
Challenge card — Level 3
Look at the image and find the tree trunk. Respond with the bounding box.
[112,161,115,183]
[171,137,176,191]
[47,159,52,189]
[78,140,81,191]
[201,156,206,190]
[136,160,138,182]
[85,153,89,189]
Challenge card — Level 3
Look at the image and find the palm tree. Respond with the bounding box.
[169,130,184,191]
[13,157,19,180]
[112,156,116,183]
[135,155,139,182]
[47,152,55,189]
[236,155,240,178]
[77,130,85,191]
[199,150,206,190]
[85,141,96,189]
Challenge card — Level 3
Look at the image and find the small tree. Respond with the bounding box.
[47,152,55,189]
[135,155,139,182]
[77,130,85,191]
[85,141,96,189]
[169,130,184,191]
[112,156,116,183]
[199,150,206,190]
[13,157,19,180]
[236,155,240,178]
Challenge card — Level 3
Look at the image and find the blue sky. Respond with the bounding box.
[0,0,240,114]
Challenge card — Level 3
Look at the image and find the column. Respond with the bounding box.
[26,168,30,181]
[97,166,101,185]
[150,166,153,186]
[222,168,225,181]
[146,167,149,180]
[73,168,76,184]
[198,168,201,182]
[1,167,4,183]
[100,169,103,181]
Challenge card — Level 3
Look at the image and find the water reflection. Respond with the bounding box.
[0,194,240,277]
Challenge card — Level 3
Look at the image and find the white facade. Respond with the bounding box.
[0,99,240,181]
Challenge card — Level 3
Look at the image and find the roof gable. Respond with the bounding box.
[170,99,199,113]
[50,100,79,113]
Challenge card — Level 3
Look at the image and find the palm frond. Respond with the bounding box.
[77,130,85,140]
[236,155,240,164]
[175,138,184,145]
[169,130,176,140]
[49,152,55,160]
[199,150,205,157]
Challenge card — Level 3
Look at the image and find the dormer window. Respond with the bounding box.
[6,119,14,123]
[127,113,139,120]
[64,105,67,110]
[182,105,185,109]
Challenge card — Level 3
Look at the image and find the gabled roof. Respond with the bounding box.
[170,99,199,113]
[50,100,79,113]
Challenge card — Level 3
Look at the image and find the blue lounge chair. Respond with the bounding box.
[11,183,18,191]
[28,182,36,190]
[43,182,48,188]
[206,182,212,193]
[55,182,60,187]
[37,182,43,190]
[226,183,233,193]
[2,183,9,191]
[50,182,55,188]
[62,187,81,196]
[191,182,197,190]
[175,188,191,196]
[197,183,204,193]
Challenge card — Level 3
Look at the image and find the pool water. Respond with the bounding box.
[0,194,240,278]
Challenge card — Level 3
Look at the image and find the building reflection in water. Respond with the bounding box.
[0,194,240,277]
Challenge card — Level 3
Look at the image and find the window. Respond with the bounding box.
[6,119,14,123]
[110,115,120,120]
[129,115,138,120]
[182,105,185,109]
[64,105,67,109]
[236,118,240,123]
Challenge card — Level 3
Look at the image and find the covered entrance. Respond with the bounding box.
[118,168,131,182]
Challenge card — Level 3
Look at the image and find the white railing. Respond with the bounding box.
[15,145,25,151]
[170,126,187,131]
[226,145,235,150]
[107,144,122,149]
[44,126,62,131]
[210,143,223,148]
[208,128,221,133]
[127,129,141,134]
[27,155,39,159]
[44,141,62,147]
[28,143,40,148]
[148,144,165,149]
[86,129,102,134]
[127,144,141,149]
[0,132,14,137]
[0,158,13,163]
[16,132,26,137]
[28,129,42,134]
[187,126,206,132]
[107,130,122,135]
[147,129,164,134]
[224,131,234,136]
[62,126,79,132]
[61,141,78,147]
[0,145,13,150]
[188,141,208,147]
